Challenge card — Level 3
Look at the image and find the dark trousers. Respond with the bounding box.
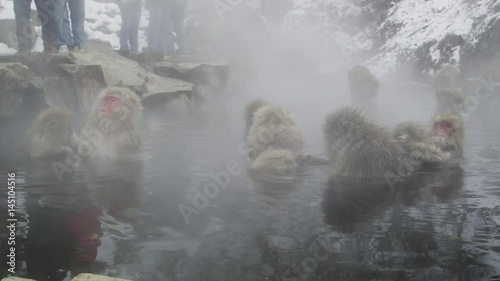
[14,0,58,51]
[118,0,142,53]
[147,4,169,52]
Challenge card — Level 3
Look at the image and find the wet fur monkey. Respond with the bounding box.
[25,107,76,157]
[245,99,305,175]
[82,87,143,157]
[323,107,417,179]
[322,107,458,179]
[348,65,379,105]
[392,113,465,162]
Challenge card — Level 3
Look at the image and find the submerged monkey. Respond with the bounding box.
[323,107,460,179]
[392,112,465,163]
[82,86,143,157]
[348,65,379,105]
[435,88,465,113]
[433,64,460,90]
[25,107,76,158]
[245,99,305,175]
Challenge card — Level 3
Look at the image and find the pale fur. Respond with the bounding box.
[82,87,143,157]
[433,64,460,90]
[26,107,76,157]
[246,104,305,162]
[250,149,298,175]
[324,107,419,179]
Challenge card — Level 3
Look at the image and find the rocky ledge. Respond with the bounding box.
[0,39,229,119]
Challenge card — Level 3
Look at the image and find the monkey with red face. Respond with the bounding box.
[82,86,143,158]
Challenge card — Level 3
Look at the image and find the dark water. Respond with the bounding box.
[0,86,500,281]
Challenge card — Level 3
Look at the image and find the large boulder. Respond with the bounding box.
[0,62,29,117]
[155,60,229,100]
[71,40,193,110]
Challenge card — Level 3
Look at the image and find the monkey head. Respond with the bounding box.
[431,112,464,157]
[245,99,270,131]
[35,108,73,143]
[94,87,142,123]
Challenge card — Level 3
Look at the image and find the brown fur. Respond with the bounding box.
[83,87,143,157]
[348,65,379,102]
[26,107,76,157]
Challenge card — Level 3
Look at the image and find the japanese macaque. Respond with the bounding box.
[245,100,305,175]
[392,113,464,163]
[433,64,460,90]
[82,87,143,157]
[348,65,379,104]
[323,107,456,179]
[25,107,76,157]
[429,112,464,160]
[245,98,270,133]
[435,88,465,113]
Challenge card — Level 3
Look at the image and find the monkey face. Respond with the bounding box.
[100,94,122,117]
[433,121,454,138]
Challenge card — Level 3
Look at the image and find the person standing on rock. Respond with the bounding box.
[117,0,142,54]
[170,0,188,55]
[14,0,59,53]
[54,0,86,52]
[147,0,171,53]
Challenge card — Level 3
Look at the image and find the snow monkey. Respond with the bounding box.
[323,107,454,179]
[245,98,270,134]
[433,64,460,90]
[435,88,465,113]
[245,99,305,175]
[82,86,143,157]
[25,107,76,157]
[392,113,465,162]
[347,65,379,105]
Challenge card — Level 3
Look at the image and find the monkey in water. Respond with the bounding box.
[435,88,465,113]
[348,65,379,105]
[245,100,305,174]
[82,86,143,157]
[244,98,270,134]
[392,112,465,162]
[433,64,460,90]
[323,107,454,179]
[25,107,76,158]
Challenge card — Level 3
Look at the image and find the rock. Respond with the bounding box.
[72,273,131,281]
[0,19,38,51]
[0,62,29,117]
[55,64,107,112]
[155,60,229,99]
[72,40,193,108]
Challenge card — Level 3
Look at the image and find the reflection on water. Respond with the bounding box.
[0,98,499,281]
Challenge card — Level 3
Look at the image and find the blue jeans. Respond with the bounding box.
[118,0,142,52]
[147,4,170,52]
[54,0,86,47]
[14,0,58,51]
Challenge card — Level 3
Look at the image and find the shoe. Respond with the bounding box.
[58,45,69,53]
